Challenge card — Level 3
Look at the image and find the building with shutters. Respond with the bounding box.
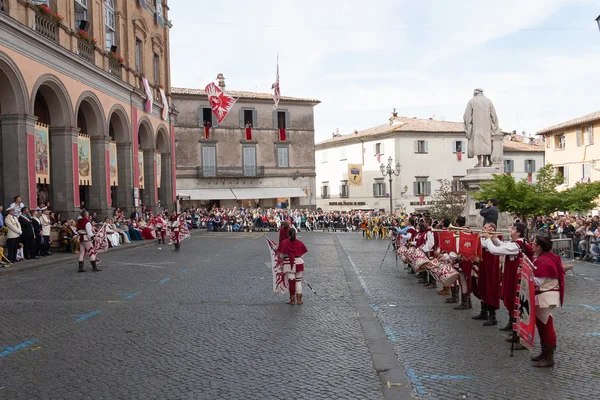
[502,138,545,183]
[315,116,478,214]
[0,0,176,219]
[172,76,320,209]
[537,111,600,191]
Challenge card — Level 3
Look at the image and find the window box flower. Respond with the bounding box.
[37,4,51,16]
[108,51,125,65]
[51,12,64,24]
[77,29,98,47]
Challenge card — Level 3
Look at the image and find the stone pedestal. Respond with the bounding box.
[461,166,500,228]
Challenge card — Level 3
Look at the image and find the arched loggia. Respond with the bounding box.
[138,118,157,214]
[107,105,134,213]
[156,125,174,212]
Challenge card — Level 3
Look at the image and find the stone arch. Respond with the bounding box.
[75,91,107,137]
[107,104,131,143]
[156,124,170,153]
[138,117,154,150]
[0,50,29,115]
[30,74,75,127]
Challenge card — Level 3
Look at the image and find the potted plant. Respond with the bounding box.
[77,29,98,47]
[108,51,125,64]
[37,4,51,16]
[51,12,64,24]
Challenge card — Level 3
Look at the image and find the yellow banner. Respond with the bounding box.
[78,134,92,185]
[348,163,362,186]
[139,152,145,189]
[109,141,118,186]
[34,123,50,184]
[156,152,161,188]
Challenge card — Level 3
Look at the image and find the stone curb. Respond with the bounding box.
[0,230,208,278]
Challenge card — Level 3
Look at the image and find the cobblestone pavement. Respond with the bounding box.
[1,232,597,399]
[338,234,600,400]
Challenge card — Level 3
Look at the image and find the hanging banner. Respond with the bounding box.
[437,231,457,253]
[516,255,536,350]
[458,232,481,262]
[142,77,153,113]
[348,164,362,187]
[78,134,92,186]
[109,141,118,186]
[138,152,145,189]
[159,87,169,121]
[156,152,161,188]
[34,123,50,184]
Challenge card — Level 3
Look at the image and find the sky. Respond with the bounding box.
[169,0,600,144]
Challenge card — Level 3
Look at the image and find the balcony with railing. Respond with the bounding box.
[108,57,122,79]
[34,12,58,43]
[76,37,95,64]
[196,166,265,178]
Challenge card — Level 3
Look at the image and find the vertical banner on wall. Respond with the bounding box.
[154,153,159,203]
[105,150,111,206]
[156,153,162,188]
[348,164,362,187]
[72,142,80,207]
[78,134,92,186]
[142,77,153,113]
[138,152,145,189]
[159,88,169,121]
[27,133,36,208]
[171,124,176,202]
[34,123,50,184]
[109,141,118,186]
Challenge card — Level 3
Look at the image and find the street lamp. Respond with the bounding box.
[596,15,600,31]
[380,156,401,214]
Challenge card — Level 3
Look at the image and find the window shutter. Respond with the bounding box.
[321,186,324,198]
[253,109,258,129]
[510,160,514,173]
[524,160,529,173]
[424,141,429,153]
[425,181,431,196]
[239,109,244,128]
[532,160,536,172]
[414,141,418,153]
[413,182,419,195]
[589,125,594,145]
[373,183,378,197]
[564,166,569,186]
[197,107,202,127]
[286,111,291,130]
[576,128,582,147]
[452,140,457,153]
[380,143,385,155]
[273,110,278,129]
[373,143,377,155]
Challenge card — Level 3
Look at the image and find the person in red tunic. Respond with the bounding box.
[151,214,168,244]
[168,210,181,251]
[76,210,101,272]
[472,223,502,325]
[530,234,565,368]
[278,221,290,244]
[481,222,533,347]
[278,228,308,305]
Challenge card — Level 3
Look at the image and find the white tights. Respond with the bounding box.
[79,241,96,262]
[286,271,303,294]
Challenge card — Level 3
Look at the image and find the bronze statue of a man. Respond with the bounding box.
[463,88,500,167]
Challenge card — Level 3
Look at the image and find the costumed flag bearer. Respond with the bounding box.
[278,228,308,305]
[168,210,181,251]
[76,210,101,272]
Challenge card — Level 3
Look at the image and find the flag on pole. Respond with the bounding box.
[266,237,287,294]
[205,82,237,125]
[272,53,280,110]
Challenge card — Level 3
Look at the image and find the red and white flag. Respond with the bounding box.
[205,82,237,125]
[266,237,287,294]
[93,224,110,254]
[516,255,536,349]
[272,54,280,110]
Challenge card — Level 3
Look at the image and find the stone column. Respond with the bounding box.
[0,114,37,206]
[115,142,135,214]
[490,133,504,172]
[49,126,80,220]
[159,153,174,212]
[88,135,112,219]
[141,150,157,213]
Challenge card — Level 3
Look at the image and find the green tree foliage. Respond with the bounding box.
[429,179,466,221]
[473,163,600,218]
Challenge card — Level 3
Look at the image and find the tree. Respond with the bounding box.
[473,163,600,218]
[429,179,466,221]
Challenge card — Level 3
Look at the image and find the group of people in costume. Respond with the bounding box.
[396,216,565,368]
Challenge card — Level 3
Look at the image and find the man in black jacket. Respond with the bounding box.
[18,207,39,260]
[480,199,498,227]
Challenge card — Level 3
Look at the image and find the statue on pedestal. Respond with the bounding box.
[463,88,500,168]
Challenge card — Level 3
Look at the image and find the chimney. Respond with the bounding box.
[354,130,358,135]
[216,73,225,89]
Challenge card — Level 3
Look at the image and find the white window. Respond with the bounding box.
[31,0,50,5]
[321,183,330,199]
[240,108,257,128]
[555,134,565,150]
[452,140,465,153]
[414,140,428,154]
[413,177,431,196]
[339,147,347,161]
[104,0,116,52]
[277,147,289,168]
[320,151,327,163]
[75,0,88,31]
[202,146,216,177]
[524,159,536,173]
[243,147,256,176]
[135,39,143,73]
[582,163,591,183]
[153,53,160,85]
[585,125,594,146]
[504,160,514,173]
[340,180,349,198]
[576,128,582,147]
[373,179,386,197]
[374,142,384,155]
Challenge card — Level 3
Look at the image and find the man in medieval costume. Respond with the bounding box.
[76,210,101,272]
[463,88,500,167]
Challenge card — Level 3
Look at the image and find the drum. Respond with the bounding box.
[438,263,460,286]
[397,245,409,264]
[411,248,430,272]
[427,259,443,282]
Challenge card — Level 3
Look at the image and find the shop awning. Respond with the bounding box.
[176,188,236,200]
[231,187,307,200]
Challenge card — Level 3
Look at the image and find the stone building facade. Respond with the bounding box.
[172,77,319,210]
[0,0,176,219]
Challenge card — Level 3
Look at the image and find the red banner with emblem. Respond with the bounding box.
[458,232,481,262]
[437,231,456,253]
[516,255,536,349]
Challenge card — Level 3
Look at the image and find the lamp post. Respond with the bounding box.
[380,156,401,214]
[596,14,600,31]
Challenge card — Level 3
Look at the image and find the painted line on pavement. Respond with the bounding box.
[0,339,39,358]
[159,278,171,284]
[125,291,142,300]
[580,304,600,311]
[73,310,101,323]
[405,369,426,395]
[420,374,475,380]
[180,269,189,273]
[584,332,600,337]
